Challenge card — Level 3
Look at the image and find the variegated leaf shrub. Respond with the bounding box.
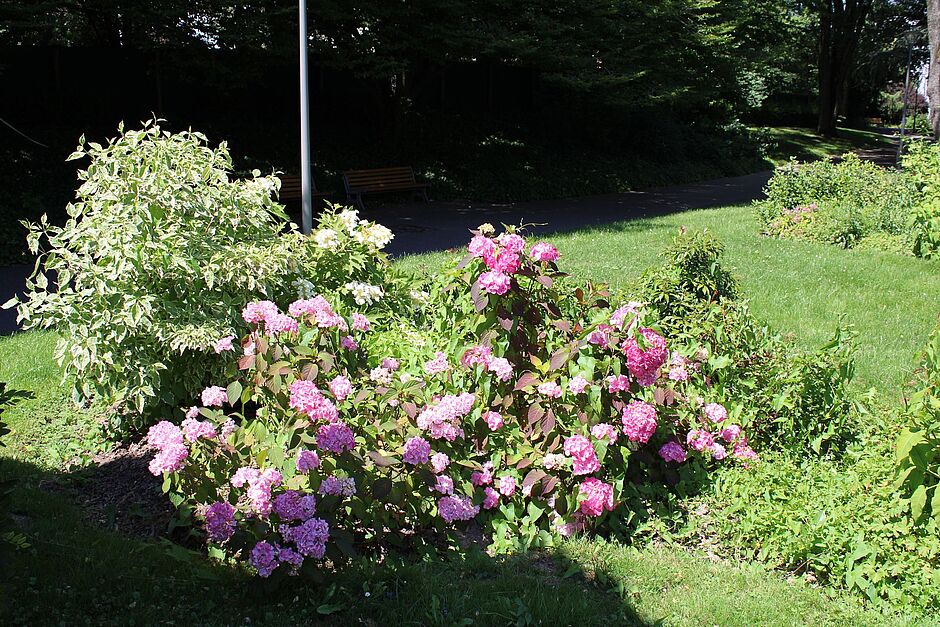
[6,122,398,430]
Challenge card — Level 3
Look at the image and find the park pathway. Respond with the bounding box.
[0,132,901,334]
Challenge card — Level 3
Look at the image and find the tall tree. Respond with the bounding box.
[928,0,940,137]
[816,0,874,135]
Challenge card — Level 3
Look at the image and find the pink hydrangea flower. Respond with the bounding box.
[340,335,358,351]
[265,312,299,336]
[497,475,517,497]
[437,495,480,523]
[287,296,329,317]
[281,517,329,558]
[622,328,668,387]
[146,421,189,475]
[431,452,450,474]
[704,403,728,424]
[296,449,321,474]
[485,248,521,274]
[591,423,619,444]
[352,313,370,331]
[621,401,657,443]
[201,386,228,407]
[242,300,279,325]
[607,375,631,393]
[483,411,504,431]
[564,435,600,475]
[231,467,282,517]
[289,380,339,422]
[273,490,317,521]
[482,486,500,509]
[487,357,513,381]
[587,325,610,348]
[461,345,492,368]
[424,352,450,375]
[578,477,615,517]
[478,270,511,295]
[403,436,431,465]
[733,441,758,463]
[220,418,236,441]
[185,406,200,419]
[204,501,236,542]
[370,366,393,386]
[720,424,742,442]
[568,376,589,394]
[711,442,728,460]
[214,335,235,353]
[317,422,356,454]
[659,441,687,463]
[416,392,474,441]
[381,357,400,371]
[609,303,641,329]
[328,375,353,401]
[530,242,559,262]
[318,476,356,497]
[468,234,495,258]
[497,232,526,254]
[668,352,690,382]
[434,475,454,494]
[668,364,689,382]
[687,429,715,452]
[538,381,562,398]
[250,541,279,577]
[181,417,217,443]
[542,453,566,470]
[471,461,494,486]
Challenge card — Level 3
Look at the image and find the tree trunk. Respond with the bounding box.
[816,0,872,136]
[817,3,836,134]
[928,0,940,138]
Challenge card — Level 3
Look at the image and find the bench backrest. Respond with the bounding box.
[343,166,417,192]
[279,175,303,201]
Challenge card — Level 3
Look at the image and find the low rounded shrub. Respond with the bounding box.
[150,227,765,578]
[755,154,919,253]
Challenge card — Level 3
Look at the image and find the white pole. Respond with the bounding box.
[299,0,312,234]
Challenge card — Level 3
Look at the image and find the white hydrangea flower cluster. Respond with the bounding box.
[312,228,339,250]
[344,281,384,305]
[354,223,394,249]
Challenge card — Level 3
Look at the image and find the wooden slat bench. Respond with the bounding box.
[277,175,333,205]
[342,166,429,210]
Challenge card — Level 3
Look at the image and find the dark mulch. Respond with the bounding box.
[42,440,175,538]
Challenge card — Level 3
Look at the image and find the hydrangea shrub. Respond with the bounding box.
[151,227,762,578]
[6,122,397,429]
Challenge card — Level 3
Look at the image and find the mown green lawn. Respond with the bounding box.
[399,204,940,396]
[4,201,938,623]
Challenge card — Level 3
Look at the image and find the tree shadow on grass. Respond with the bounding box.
[2,450,657,626]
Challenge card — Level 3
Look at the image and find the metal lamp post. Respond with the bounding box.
[897,30,920,164]
[299,0,312,234]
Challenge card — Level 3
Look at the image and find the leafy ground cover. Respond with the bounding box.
[1,324,920,627]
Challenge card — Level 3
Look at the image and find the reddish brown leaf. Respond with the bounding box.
[523,469,546,491]
[541,476,558,496]
[514,372,538,391]
[527,403,545,426]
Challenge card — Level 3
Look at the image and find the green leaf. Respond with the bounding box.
[226,381,243,405]
[895,429,924,463]
[911,484,928,520]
